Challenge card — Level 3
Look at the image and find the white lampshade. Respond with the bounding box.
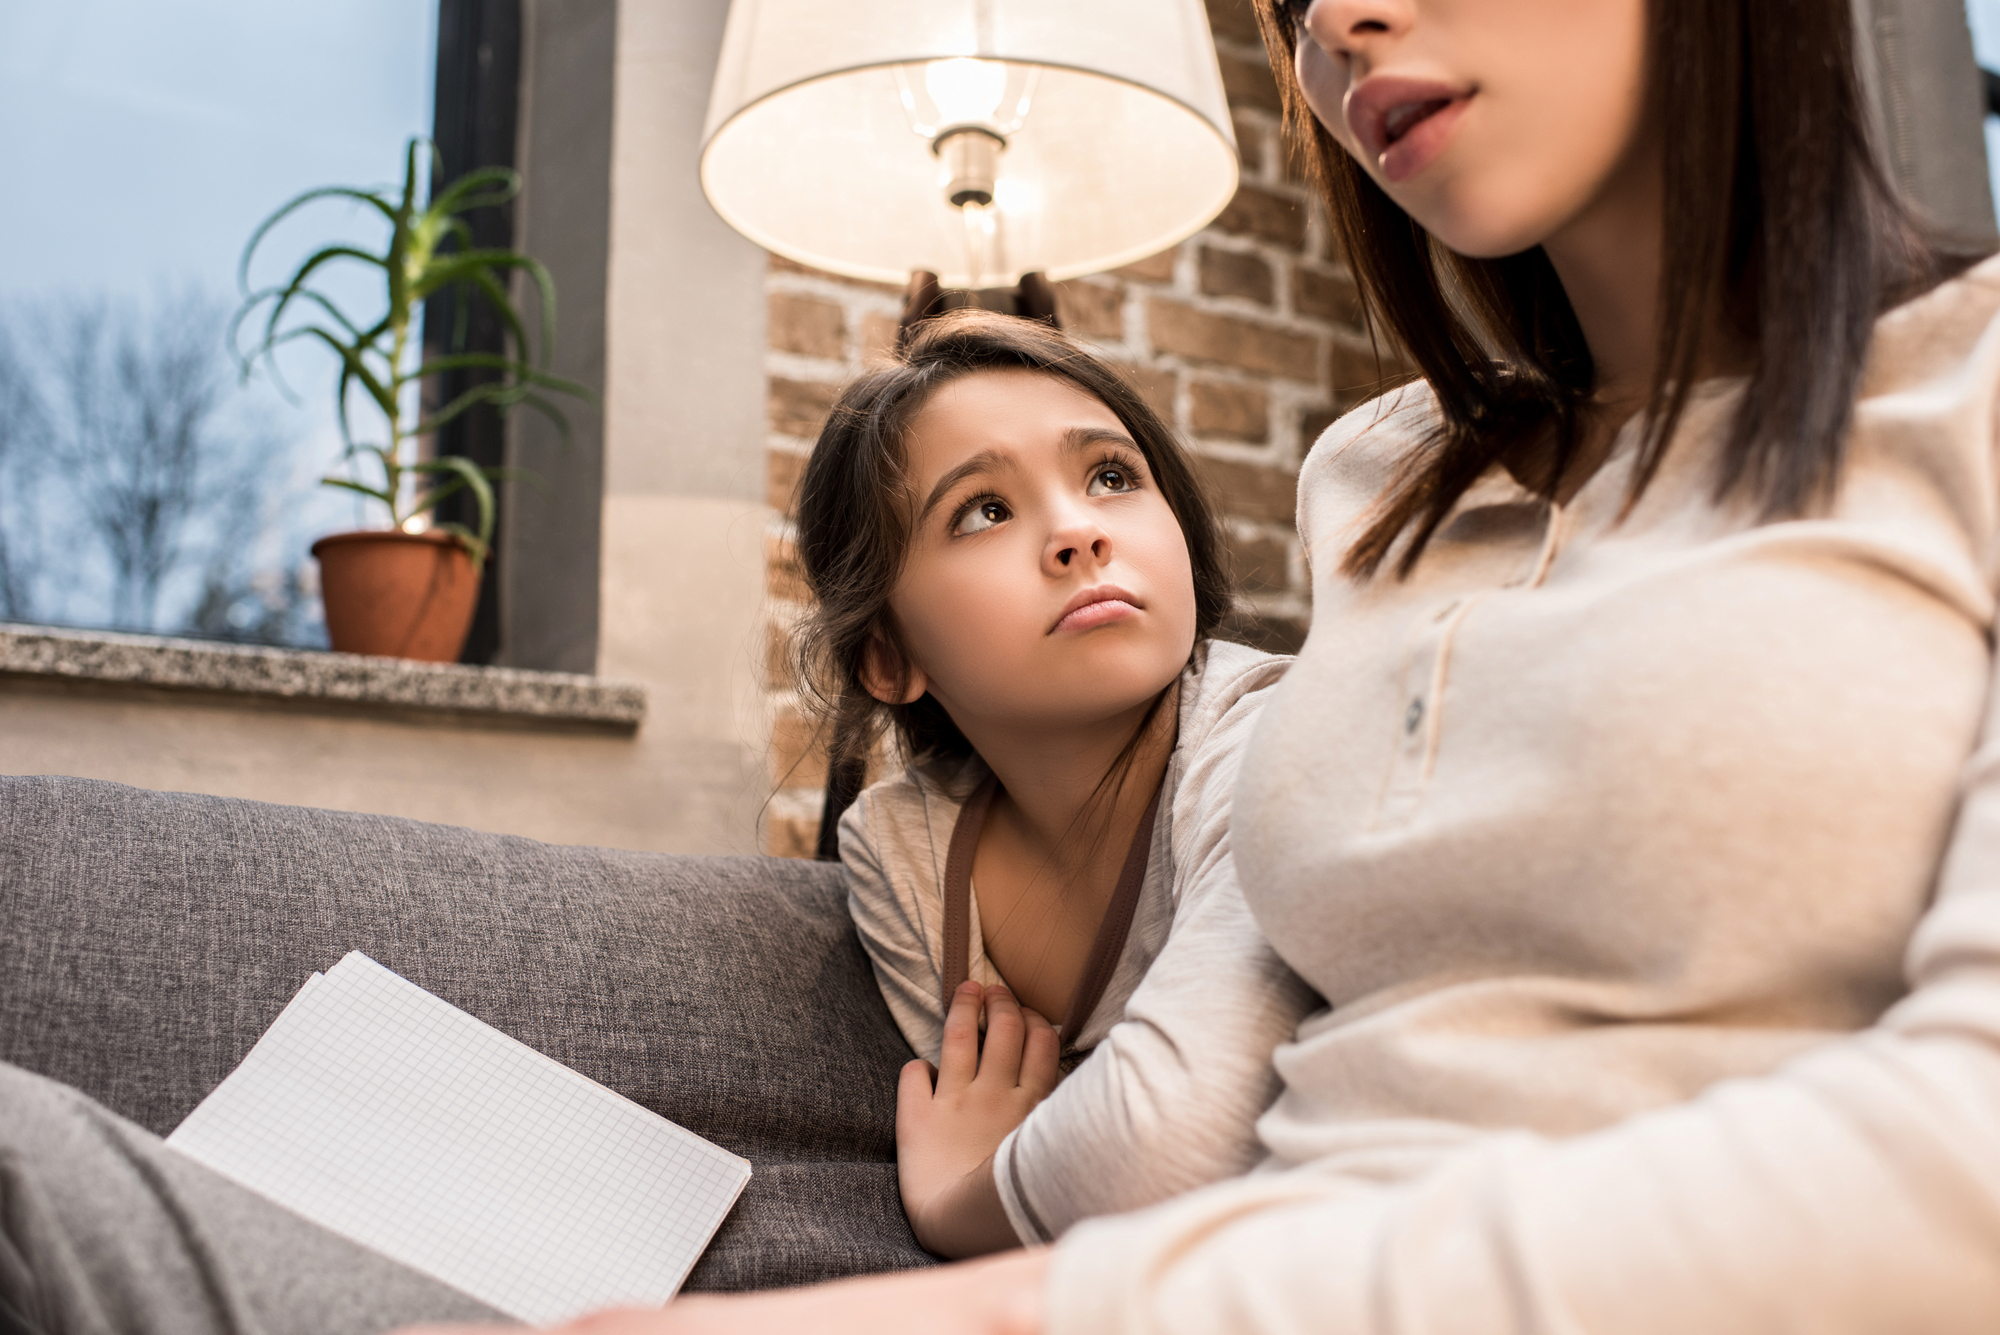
[700,0,1239,289]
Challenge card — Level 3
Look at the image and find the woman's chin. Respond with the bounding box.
[1371,176,1554,260]
[1411,210,1552,262]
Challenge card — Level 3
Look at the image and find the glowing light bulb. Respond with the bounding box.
[924,58,1008,127]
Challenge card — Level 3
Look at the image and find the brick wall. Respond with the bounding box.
[758,0,1381,857]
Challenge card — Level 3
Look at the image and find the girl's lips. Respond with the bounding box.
[1054,599,1140,633]
[1051,585,1142,633]
[1344,76,1474,183]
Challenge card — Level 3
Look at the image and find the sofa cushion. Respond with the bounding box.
[0,774,934,1290]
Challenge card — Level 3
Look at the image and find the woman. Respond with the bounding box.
[460,0,2000,1329]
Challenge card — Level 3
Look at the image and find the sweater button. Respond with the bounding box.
[1404,698,1425,734]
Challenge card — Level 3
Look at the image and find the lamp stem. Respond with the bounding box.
[894,269,1062,354]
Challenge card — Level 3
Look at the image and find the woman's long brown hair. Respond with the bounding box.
[1255,0,1985,578]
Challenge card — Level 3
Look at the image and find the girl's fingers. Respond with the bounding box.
[1019,1009,1060,1100]
[977,985,1026,1086]
[897,1057,936,1101]
[936,980,985,1093]
[894,1059,938,1136]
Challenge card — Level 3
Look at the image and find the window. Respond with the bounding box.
[1970,0,2000,220]
[0,0,436,647]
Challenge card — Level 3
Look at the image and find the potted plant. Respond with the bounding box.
[233,138,590,662]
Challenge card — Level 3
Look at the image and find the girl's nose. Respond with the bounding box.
[1046,512,1112,573]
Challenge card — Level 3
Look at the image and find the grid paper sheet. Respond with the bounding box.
[167,952,750,1325]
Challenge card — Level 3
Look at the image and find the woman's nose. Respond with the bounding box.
[1303,0,1411,54]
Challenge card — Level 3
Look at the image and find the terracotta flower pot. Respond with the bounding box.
[311,530,480,662]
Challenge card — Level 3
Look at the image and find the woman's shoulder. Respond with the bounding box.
[1864,250,2000,402]
[1295,379,1440,561]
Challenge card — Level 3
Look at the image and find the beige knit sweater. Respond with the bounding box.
[1048,254,2000,1332]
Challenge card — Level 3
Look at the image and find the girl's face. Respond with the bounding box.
[873,369,1198,735]
[1288,0,1651,258]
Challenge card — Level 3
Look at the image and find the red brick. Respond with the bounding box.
[1188,380,1270,442]
[1299,404,1340,445]
[764,532,809,602]
[1115,248,1178,283]
[770,704,832,787]
[1115,364,1178,421]
[768,377,840,439]
[763,619,796,690]
[1328,339,1402,410]
[1294,265,1362,327]
[1232,114,1267,175]
[1055,281,1124,339]
[1204,0,1265,47]
[1208,182,1307,248]
[1229,532,1293,594]
[1197,454,1296,523]
[1230,610,1310,655]
[1198,247,1275,305]
[1148,299,1320,381]
[767,446,808,514]
[1218,49,1282,115]
[861,312,899,363]
[767,251,904,296]
[763,811,820,860]
[767,292,845,358]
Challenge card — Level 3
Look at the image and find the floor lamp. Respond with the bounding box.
[698,0,1242,854]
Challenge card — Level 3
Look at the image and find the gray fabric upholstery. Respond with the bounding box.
[0,1062,508,1334]
[0,774,935,1291]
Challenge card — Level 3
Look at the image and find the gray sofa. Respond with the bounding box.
[0,773,935,1291]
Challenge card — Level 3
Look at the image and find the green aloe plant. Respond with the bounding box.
[231,137,590,570]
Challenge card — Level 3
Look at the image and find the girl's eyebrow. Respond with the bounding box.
[915,427,1141,524]
[918,449,1007,524]
[1060,426,1139,455]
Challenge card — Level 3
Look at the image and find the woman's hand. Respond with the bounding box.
[396,1247,1051,1335]
[898,981,1061,1257]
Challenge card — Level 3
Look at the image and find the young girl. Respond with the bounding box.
[789,310,1313,1258]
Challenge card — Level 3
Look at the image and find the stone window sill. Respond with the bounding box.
[0,623,645,734]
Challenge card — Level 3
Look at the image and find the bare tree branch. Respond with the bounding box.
[0,290,324,643]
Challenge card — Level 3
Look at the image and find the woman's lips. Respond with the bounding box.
[1051,586,1141,634]
[1345,76,1474,183]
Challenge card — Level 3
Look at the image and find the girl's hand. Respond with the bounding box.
[395,1246,1050,1335]
[898,981,1061,1257]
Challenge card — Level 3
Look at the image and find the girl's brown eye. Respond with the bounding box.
[1086,466,1132,496]
[955,498,1010,535]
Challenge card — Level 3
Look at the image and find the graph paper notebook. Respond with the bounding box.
[166,952,751,1326]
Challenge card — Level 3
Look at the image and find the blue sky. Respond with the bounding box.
[0,0,434,302]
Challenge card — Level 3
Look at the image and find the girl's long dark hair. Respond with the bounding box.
[1255,0,1985,578]
[792,309,1233,783]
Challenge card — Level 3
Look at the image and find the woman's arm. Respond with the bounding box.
[1031,683,2000,1334]
[400,1249,1052,1335]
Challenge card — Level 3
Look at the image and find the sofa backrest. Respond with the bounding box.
[0,774,907,1161]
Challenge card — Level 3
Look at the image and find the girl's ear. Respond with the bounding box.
[859,632,928,705]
